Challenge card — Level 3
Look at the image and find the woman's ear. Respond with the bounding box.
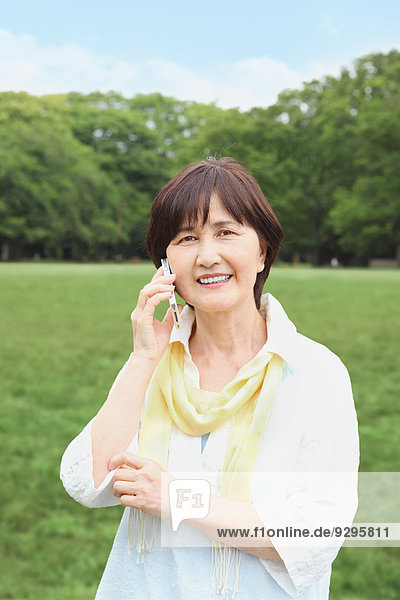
[257,240,268,273]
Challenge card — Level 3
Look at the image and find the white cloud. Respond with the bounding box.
[0,29,139,95]
[215,57,306,108]
[145,60,216,101]
[0,27,390,110]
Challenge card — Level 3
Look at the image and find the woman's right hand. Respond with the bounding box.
[130,266,184,364]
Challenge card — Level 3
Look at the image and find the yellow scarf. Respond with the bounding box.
[128,340,284,598]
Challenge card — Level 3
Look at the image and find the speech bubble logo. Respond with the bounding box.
[169,479,211,531]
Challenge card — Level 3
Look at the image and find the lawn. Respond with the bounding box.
[0,262,399,599]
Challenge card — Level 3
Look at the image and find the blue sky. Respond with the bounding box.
[0,0,399,109]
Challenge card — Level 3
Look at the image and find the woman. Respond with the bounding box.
[60,157,359,600]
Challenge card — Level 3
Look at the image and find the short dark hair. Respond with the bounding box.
[145,156,284,310]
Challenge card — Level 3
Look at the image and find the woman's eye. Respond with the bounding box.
[178,231,235,243]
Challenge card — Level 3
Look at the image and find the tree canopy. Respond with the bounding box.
[1,50,399,264]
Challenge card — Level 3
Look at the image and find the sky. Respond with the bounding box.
[0,0,399,110]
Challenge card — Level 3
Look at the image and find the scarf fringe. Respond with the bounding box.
[128,510,241,599]
[127,508,157,563]
[211,541,242,600]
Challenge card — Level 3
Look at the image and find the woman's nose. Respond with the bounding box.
[195,238,222,267]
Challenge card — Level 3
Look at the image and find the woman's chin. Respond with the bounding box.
[190,297,238,314]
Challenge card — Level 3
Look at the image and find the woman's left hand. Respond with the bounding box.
[109,452,174,520]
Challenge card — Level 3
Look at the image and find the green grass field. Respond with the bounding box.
[0,262,399,599]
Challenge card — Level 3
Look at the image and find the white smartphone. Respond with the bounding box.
[161,258,181,329]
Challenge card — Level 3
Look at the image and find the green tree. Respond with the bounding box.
[1,50,400,264]
[65,91,176,256]
[0,119,123,260]
[328,51,400,262]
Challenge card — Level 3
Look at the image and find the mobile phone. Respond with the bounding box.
[161,258,181,329]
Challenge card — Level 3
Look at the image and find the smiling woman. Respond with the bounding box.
[60,156,359,600]
[145,157,284,310]
[167,193,264,300]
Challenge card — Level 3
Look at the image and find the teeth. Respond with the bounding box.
[199,275,231,284]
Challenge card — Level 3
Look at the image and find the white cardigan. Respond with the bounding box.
[60,293,359,599]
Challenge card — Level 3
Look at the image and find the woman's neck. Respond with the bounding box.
[189,298,268,360]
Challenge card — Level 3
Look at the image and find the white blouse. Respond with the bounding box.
[60,293,359,600]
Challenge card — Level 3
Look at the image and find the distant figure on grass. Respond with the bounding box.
[330,257,339,268]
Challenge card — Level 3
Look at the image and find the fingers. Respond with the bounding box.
[114,466,139,481]
[109,452,146,471]
[151,265,176,284]
[135,272,176,312]
[140,289,174,319]
[129,266,180,362]
[119,494,141,508]
[151,265,164,281]
[113,480,138,498]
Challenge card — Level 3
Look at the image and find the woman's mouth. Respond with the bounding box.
[197,274,233,288]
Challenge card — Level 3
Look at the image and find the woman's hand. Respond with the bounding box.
[109,451,174,520]
[131,265,183,363]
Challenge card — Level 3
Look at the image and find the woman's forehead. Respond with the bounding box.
[178,193,243,229]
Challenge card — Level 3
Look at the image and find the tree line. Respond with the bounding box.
[1,50,399,265]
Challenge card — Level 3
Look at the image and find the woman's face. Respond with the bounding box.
[166,193,266,312]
